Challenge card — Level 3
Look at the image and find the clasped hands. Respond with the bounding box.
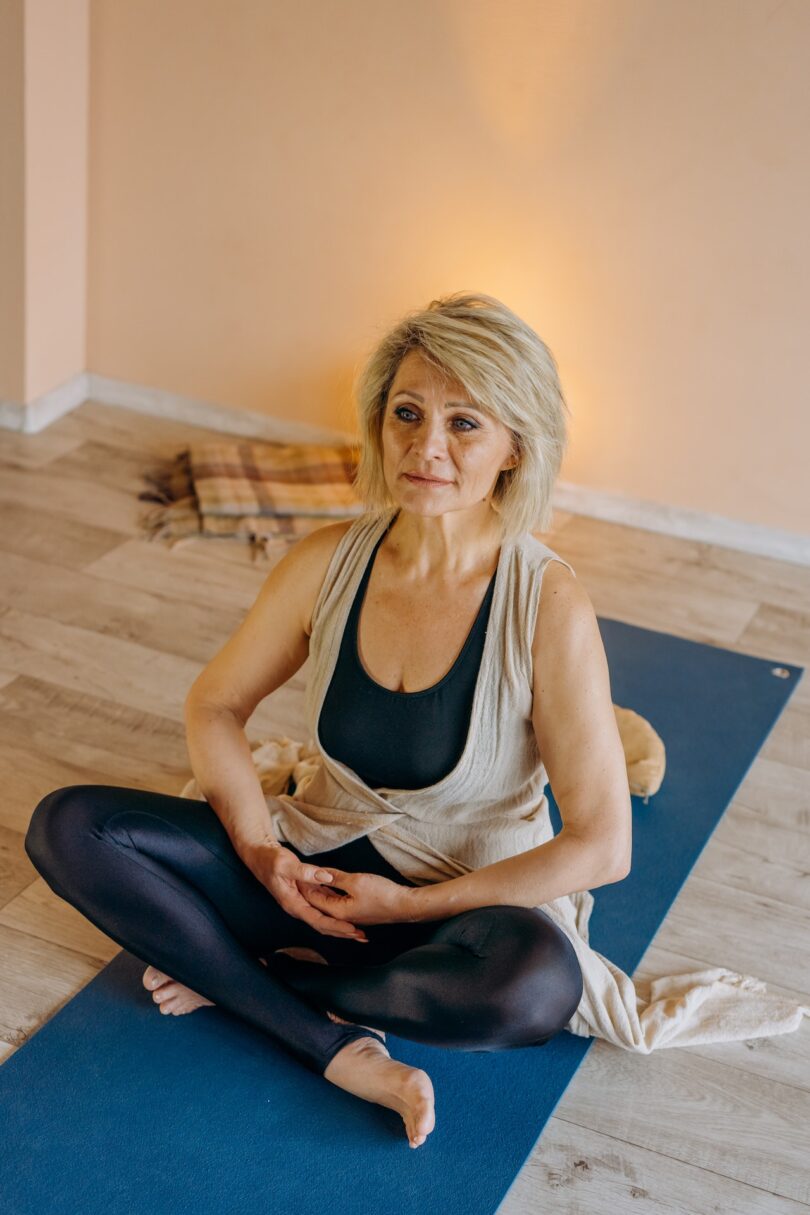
[297,866,415,929]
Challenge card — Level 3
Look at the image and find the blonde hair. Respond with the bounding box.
[350,291,570,541]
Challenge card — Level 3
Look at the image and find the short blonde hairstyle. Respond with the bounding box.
[350,291,571,542]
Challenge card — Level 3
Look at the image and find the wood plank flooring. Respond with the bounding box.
[1,399,808,1211]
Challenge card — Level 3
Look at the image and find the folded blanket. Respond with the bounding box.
[137,439,364,558]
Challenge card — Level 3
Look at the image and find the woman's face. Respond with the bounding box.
[380,349,517,519]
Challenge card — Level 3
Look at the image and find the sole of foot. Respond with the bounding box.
[323,1035,435,1149]
[275,950,433,1148]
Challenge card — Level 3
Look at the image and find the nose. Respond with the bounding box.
[409,413,452,463]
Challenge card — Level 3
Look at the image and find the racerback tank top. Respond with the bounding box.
[318,515,498,790]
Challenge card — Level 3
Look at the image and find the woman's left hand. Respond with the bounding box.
[297,868,414,927]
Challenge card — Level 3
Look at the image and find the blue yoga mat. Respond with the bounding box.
[1,619,803,1215]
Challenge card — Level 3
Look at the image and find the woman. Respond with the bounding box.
[24,292,632,1150]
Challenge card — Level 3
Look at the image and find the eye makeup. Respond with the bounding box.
[392,405,480,432]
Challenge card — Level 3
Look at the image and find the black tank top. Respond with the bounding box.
[318,517,498,790]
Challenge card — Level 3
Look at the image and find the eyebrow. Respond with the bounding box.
[390,390,483,412]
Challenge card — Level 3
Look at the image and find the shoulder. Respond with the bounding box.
[535,553,581,611]
[516,534,595,659]
[528,552,603,691]
[266,518,356,638]
[535,557,591,640]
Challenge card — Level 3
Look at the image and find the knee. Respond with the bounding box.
[25,785,104,878]
[487,905,584,1034]
[522,908,583,1014]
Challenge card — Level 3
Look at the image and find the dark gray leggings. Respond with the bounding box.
[24,783,584,1075]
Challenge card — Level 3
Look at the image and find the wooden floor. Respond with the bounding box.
[1,399,808,1211]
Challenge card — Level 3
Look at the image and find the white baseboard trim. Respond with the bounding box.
[0,372,91,434]
[86,373,357,446]
[2,371,808,567]
[553,481,810,567]
[0,370,354,447]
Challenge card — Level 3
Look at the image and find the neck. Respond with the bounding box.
[383,503,504,581]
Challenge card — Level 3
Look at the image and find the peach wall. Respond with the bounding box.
[0,0,88,407]
[25,0,89,401]
[0,0,26,404]
[15,0,810,536]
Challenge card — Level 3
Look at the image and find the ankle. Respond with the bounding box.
[323,1033,388,1079]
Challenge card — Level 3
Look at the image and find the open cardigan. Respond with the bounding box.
[181,507,808,1052]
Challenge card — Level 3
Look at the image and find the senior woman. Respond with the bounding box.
[25,292,631,1151]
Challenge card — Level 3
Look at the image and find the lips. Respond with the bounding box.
[403,473,452,485]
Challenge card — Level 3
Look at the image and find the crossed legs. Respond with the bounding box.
[24,784,584,1073]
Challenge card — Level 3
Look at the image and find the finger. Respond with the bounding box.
[286,891,366,940]
[302,884,344,907]
[294,879,345,908]
[312,866,345,882]
[303,901,369,942]
[298,863,335,885]
[306,911,367,940]
[282,878,366,938]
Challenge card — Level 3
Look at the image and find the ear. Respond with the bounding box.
[502,433,520,473]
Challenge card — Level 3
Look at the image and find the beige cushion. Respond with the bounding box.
[614,704,666,801]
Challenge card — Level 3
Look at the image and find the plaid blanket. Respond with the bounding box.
[137,439,364,560]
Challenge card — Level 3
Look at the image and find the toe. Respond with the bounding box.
[158,991,193,1015]
[143,965,170,991]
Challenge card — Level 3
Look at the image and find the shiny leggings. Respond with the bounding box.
[24,783,584,1076]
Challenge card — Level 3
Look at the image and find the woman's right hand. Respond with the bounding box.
[239,838,369,942]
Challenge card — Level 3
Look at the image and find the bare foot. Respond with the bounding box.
[142,957,431,1147]
[142,965,214,1015]
[139,953,324,1015]
[271,947,386,1042]
[324,1035,435,1150]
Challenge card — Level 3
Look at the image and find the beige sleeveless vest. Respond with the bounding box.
[266,505,575,884]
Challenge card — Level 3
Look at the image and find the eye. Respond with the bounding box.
[392,405,479,432]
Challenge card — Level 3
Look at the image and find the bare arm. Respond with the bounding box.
[183,702,283,856]
[403,559,632,921]
[183,521,351,860]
